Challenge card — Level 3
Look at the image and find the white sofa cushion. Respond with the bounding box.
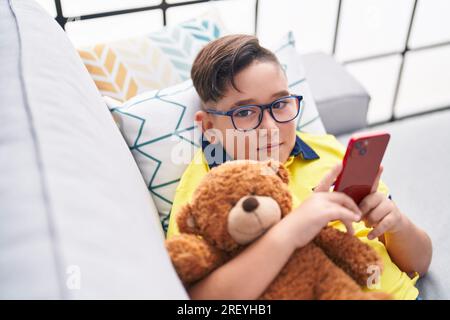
[0,0,187,299]
[110,32,326,232]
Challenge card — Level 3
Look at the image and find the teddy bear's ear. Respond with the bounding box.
[265,160,290,184]
[177,203,198,234]
[276,164,290,184]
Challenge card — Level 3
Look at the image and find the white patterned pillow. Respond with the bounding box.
[109,32,326,232]
[78,17,224,102]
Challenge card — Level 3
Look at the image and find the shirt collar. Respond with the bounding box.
[290,134,320,160]
[201,134,320,169]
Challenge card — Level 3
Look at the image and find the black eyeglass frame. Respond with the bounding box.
[205,95,303,131]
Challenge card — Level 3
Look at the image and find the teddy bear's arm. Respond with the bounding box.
[313,226,384,286]
[165,234,226,286]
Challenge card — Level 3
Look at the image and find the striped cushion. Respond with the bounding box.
[108,32,326,232]
[78,18,223,102]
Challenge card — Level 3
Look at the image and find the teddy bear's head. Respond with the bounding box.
[177,160,292,252]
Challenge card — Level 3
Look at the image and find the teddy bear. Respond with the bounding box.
[165,160,390,299]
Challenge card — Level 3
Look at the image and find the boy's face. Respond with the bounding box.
[196,61,297,164]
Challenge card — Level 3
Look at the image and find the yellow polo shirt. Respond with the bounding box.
[167,131,419,299]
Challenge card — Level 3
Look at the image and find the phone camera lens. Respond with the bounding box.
[355,141,362,149]
[359,148,367,156]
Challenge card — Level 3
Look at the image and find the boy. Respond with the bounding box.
[167,35,432,299]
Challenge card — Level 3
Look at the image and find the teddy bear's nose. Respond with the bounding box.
[242,196,259,212]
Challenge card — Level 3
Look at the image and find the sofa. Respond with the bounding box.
[0,0,187,299]
[1,0,446,299]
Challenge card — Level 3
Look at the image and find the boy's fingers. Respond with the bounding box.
[370,165,384,193]
[344,221,355,235]
[314,163,342,193]
[327,205,357,235]
[363,201,391,227]
[328,192,362,217]
[359,192,384,216]
[341,219,355,235]
[328,204,360,220]
[367,215,394,240]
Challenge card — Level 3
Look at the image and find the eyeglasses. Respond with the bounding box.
[205,95,303,131]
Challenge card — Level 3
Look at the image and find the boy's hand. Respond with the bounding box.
[359,166,407,240]
[278,163,362,250]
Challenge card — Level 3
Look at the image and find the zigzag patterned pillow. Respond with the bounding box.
[78,18,223,102]
[109,32,326,232]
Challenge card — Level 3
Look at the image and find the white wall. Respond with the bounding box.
[36,0,450,124]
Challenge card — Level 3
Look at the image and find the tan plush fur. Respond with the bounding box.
[165,160,390,299]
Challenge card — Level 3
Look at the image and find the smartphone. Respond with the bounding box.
[334,131,390,205]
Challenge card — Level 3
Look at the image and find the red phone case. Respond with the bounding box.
[334,131,390,205]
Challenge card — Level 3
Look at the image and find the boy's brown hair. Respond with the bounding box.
[191,34,281,105]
